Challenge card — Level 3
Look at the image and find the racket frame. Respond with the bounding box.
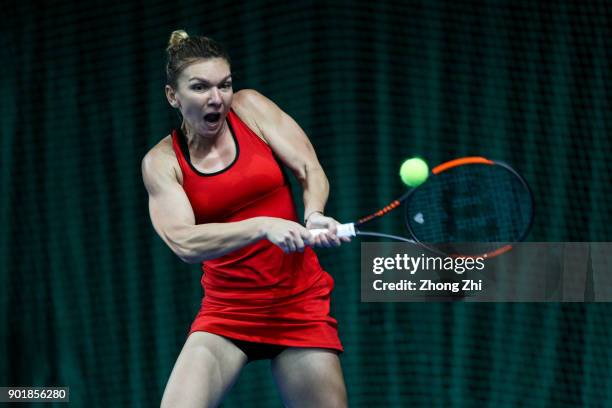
[402,157,535,257]
[311,156,535,258]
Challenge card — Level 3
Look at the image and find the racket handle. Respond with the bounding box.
[310,223,356,238]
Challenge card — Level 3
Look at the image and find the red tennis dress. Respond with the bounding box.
[171,109,343,352]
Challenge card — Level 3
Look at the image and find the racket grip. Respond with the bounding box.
[310,223,356,238]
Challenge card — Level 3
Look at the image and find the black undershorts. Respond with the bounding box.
[227,338,288,362]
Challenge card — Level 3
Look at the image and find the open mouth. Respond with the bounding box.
[204,113,221,124]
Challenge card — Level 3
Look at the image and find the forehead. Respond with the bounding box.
[180,58,231,83]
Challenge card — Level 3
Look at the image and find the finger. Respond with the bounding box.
[312,234,323,247]
[292,231,305,252]
[340,236,352,243]
[300,229,314,246]
[327,233,342,247]
[319,233,332,248]
[284,236,297,253]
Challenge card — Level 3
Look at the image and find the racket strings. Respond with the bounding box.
[405,163,533,248]
[451,188,500,241]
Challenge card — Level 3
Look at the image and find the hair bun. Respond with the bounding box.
[167,30,189,52]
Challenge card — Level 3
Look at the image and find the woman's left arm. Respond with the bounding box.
[232,89,349,247]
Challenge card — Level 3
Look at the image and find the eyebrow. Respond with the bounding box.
[188,75,232,84]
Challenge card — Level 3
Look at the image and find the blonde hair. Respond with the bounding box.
[165,30,231,88]
[166,30,190,52]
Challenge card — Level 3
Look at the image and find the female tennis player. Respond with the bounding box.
[141,30,349,408]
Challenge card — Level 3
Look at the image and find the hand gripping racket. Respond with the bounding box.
[311,156,534,257]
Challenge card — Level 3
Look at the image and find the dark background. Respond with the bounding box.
[1,0,611,406]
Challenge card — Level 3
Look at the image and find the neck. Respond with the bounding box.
[181,120,228,155]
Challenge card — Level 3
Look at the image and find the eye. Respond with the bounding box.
[221,82,232,89]
[191,84,209,91]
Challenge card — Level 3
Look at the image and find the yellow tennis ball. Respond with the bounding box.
[399,158,429,187]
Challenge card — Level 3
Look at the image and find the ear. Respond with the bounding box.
[165,85,180,108]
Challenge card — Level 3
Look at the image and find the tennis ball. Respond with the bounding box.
[399,157,429,187]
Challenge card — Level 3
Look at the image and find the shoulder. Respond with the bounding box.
[141,135,182,189]
[232,89,273,113]
[142,135,175,172]
[232,89,284,143]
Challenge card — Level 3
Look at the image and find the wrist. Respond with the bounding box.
[305,210,324,224]
[251,216,270,240]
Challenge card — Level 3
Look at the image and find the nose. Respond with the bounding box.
[208,87,222,105]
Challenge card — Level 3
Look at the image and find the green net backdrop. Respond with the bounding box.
[1,1,611,406]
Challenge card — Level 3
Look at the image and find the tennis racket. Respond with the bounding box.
[311,156,534,257]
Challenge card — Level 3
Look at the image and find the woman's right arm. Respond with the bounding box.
[141,147,313,264]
